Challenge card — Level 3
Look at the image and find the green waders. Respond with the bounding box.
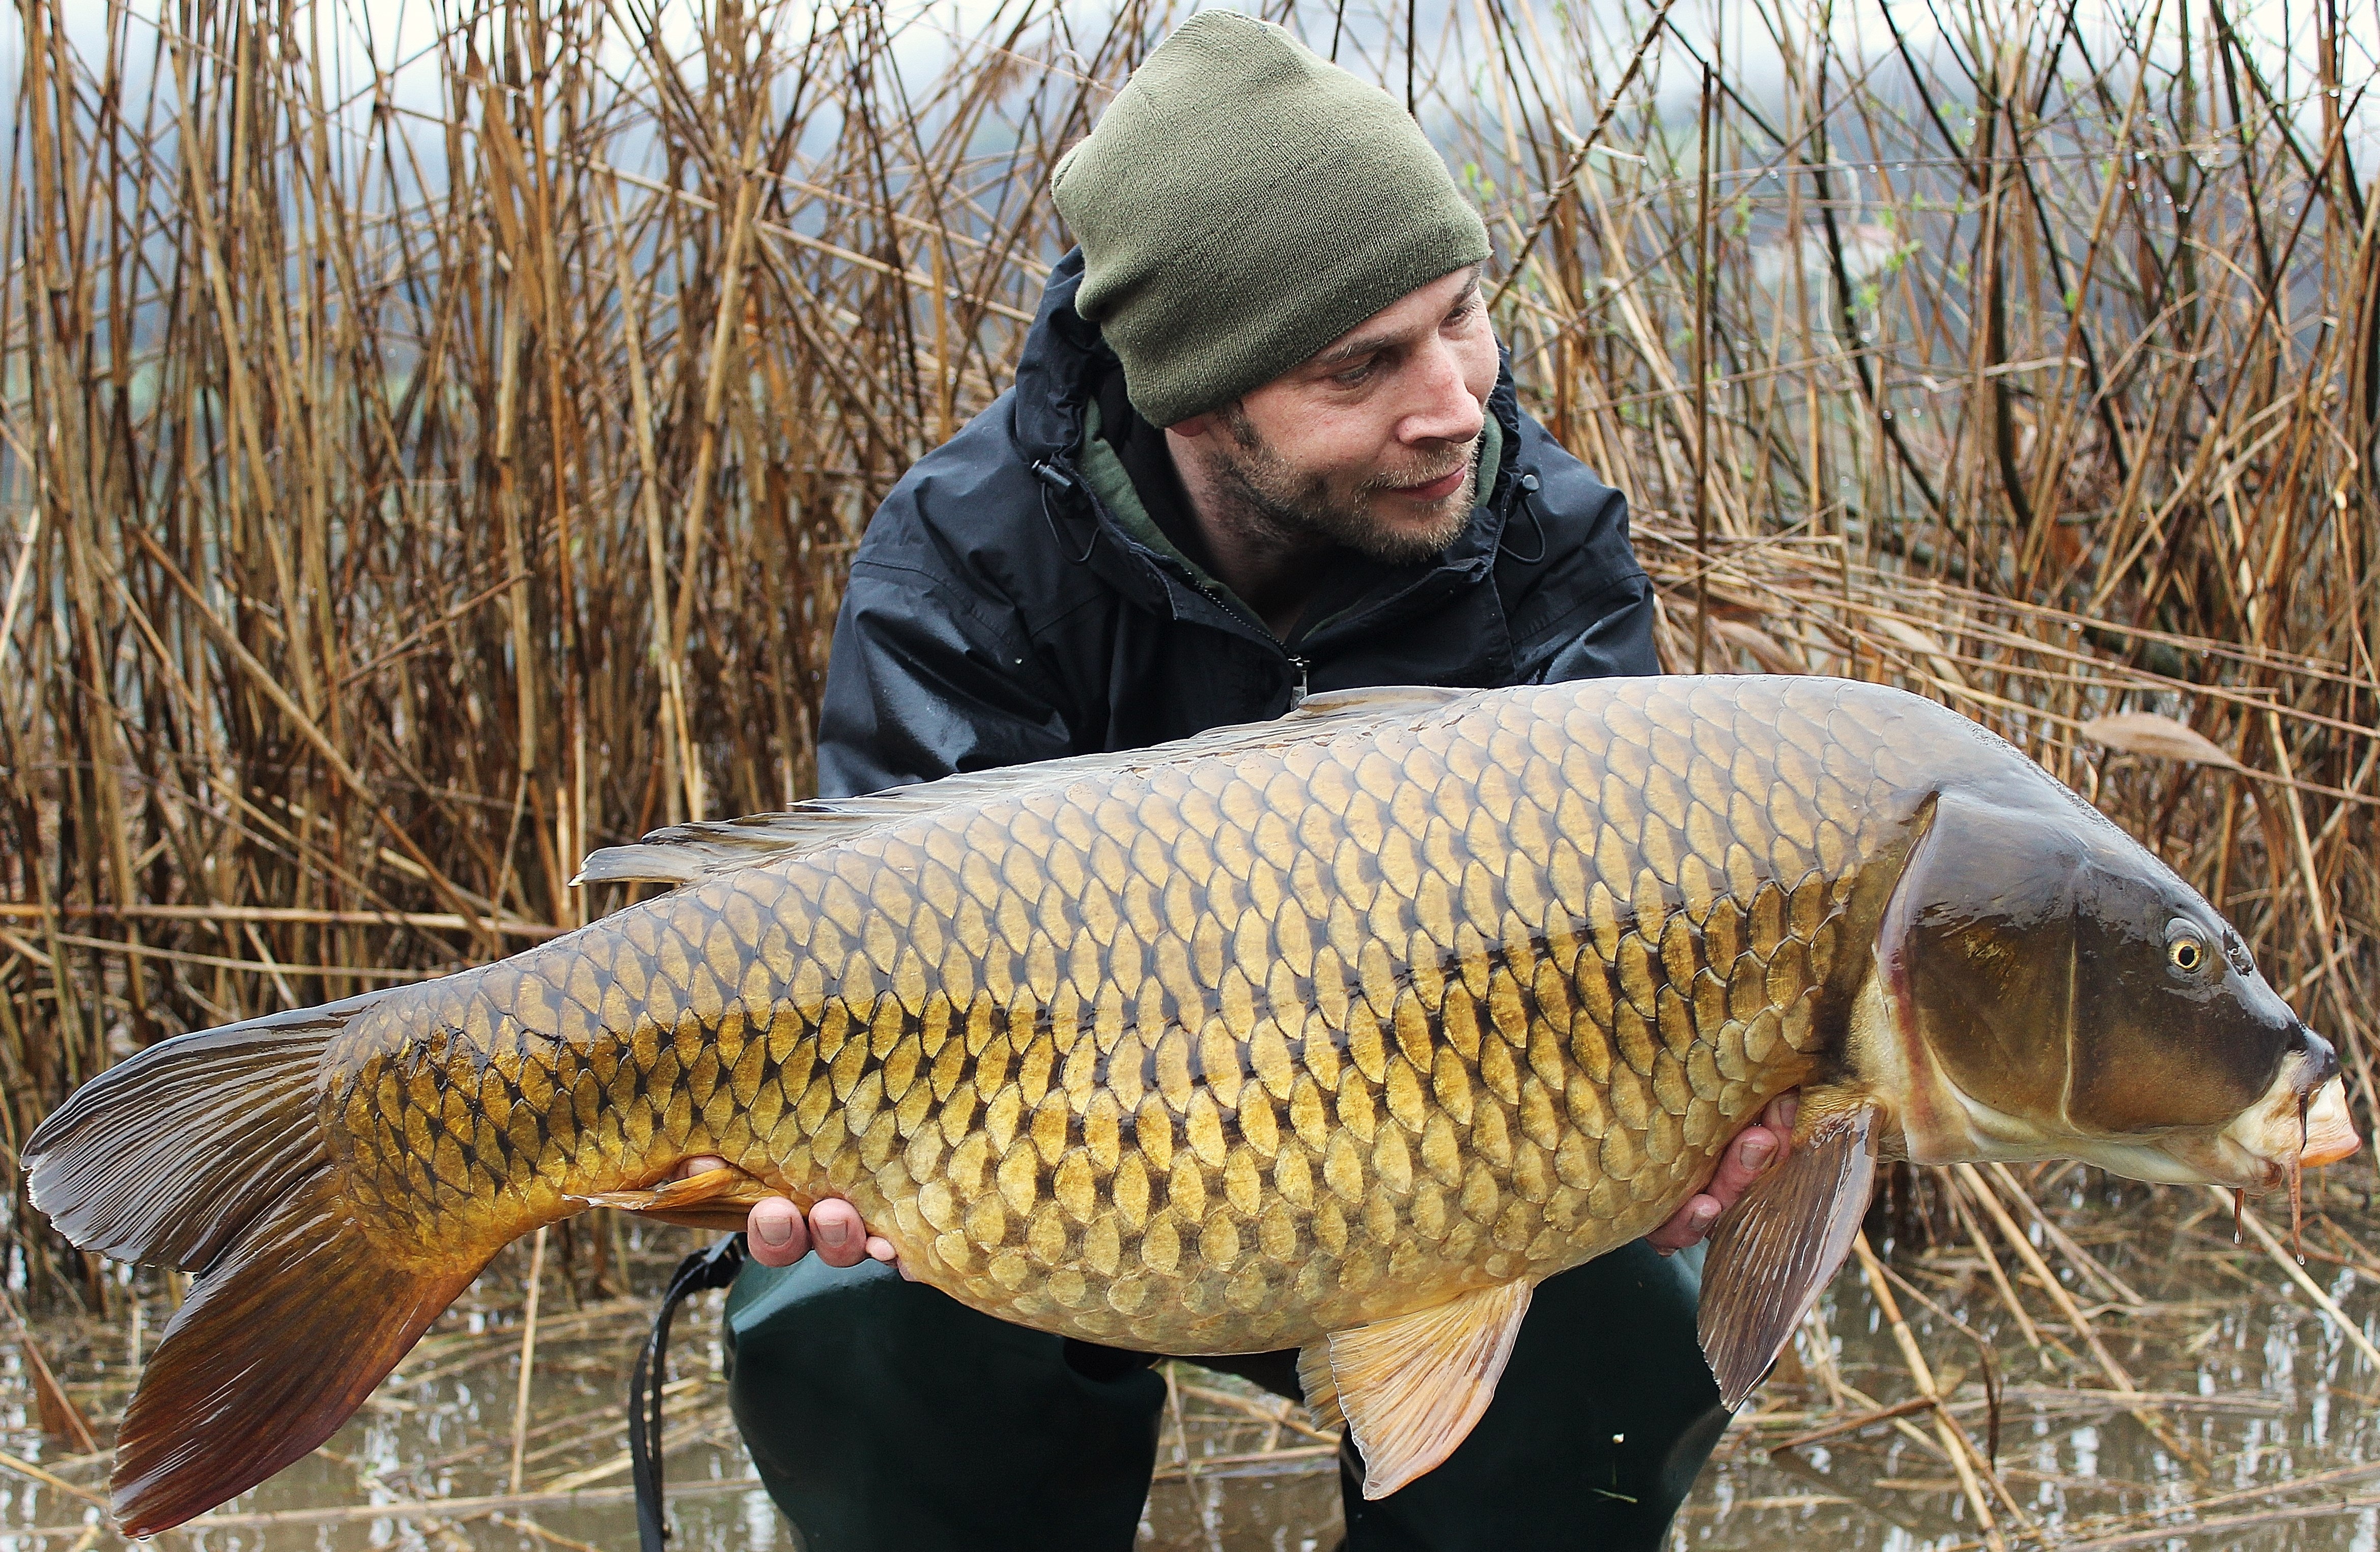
[723,1242,1726,1551]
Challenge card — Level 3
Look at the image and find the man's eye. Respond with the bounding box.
[1332,360,1375,386]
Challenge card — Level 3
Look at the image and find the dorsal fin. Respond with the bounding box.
[575,684,1476,886]
[572,807,894,886]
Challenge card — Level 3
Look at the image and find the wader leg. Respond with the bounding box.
[1336,1244,1729,1552]
[723,1257,1164,1552]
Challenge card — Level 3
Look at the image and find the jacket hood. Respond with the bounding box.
[805,246,1652,797]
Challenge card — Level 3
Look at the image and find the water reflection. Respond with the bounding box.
[6,1172,2379,1549]
[1681,1172,2380,1550]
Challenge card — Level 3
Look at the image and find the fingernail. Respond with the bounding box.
[756,1216,793,1248]
[1740,1134,1776,1172]
[1689,1200,1719,1230]
[818,1217,849,1248]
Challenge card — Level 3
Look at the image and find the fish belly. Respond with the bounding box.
[325,677,1936,1354]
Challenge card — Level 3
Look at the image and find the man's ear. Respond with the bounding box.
[1167,411,1216,439]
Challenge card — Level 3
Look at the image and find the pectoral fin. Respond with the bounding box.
[573,1166,778,1231]
[1300,1280,1533,1500]
[1697,1101,1878,1409]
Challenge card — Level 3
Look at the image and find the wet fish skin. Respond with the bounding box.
[1856,730,2346,1190]
[335,676,1910,1352]
[25,674,2349,1531]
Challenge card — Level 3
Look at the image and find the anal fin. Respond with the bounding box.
[1311,1280,1533,1500]
[1697,1101,1879,1409]
[573,1166,777,1231]
[1296,1341,1343,1435]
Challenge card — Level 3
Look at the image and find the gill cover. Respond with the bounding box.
[1884,788,2302,1144]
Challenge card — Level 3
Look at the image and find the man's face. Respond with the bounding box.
[1181,267,1499,565]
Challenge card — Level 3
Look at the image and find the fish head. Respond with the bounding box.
[1861,787,2357,1190]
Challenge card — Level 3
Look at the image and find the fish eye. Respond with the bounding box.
[2165,919,2212,974]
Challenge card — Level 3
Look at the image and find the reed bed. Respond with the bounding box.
[3,0,2379,1542]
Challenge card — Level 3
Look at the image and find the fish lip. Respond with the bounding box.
[2283,1028,2358,1168]
[2146,1131,2292,1192]
[2173,1054,2360,1187]
[2299,1068,2361,1168]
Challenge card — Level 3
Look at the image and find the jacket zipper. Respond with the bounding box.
[1190,573,1306,710]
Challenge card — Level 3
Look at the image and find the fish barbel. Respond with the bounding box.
[27,676,2357,1532]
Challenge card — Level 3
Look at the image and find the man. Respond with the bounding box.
[682,14,1794,1548]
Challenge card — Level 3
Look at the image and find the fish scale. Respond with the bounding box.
[327,676,1899,1353]
[35,674,2358,1533]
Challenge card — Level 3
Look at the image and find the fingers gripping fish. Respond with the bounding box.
[25,677,2358,1533]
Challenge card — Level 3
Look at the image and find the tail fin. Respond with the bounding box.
[28,998,366,1268]
[108,1173,481,1534]
[25,998,490,1535]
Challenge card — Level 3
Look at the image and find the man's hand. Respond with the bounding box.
[678,1087,1798,1272]
[672,1158,905,1273]
[1644,1091,1798,1255]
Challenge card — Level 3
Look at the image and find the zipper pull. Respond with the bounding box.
[1286,654,1310,710]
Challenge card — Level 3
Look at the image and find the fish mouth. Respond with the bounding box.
[2157,1042,2360,1190]
[2300,1074,2360,1167]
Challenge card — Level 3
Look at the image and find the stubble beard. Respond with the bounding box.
[1211,405,1479,567]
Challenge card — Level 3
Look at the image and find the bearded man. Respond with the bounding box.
[682,14,1794,1548]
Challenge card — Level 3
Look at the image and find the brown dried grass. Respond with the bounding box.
[1,0,2373,1327]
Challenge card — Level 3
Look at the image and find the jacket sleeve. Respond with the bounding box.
[1497,411,1660,686]
[813,556,1078,800]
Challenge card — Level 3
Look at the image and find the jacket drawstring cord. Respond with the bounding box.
[1034,461,1099,566]
[1498,471,1548,564]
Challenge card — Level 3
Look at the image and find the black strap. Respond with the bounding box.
[631,1234,747,1552]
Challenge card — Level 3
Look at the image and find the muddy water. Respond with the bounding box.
[5,1173,2379,1550]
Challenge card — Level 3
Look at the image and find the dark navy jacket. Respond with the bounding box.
[814,251,1656,799]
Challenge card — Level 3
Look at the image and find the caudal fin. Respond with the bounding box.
[107,1174,480,1534]
[25,999,490,1535]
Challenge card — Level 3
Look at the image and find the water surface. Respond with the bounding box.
[6,1171,2378,1550]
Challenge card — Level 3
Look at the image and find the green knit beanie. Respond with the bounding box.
[1050,12,1491,428]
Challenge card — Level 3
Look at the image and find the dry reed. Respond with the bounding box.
[1,10,2376,1531]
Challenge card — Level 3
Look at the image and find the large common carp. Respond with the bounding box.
[26,676,2358,1533]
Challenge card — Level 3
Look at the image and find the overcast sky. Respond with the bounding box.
[6,1,2376,217]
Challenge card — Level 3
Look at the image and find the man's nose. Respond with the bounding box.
[1398,337,1486,446]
